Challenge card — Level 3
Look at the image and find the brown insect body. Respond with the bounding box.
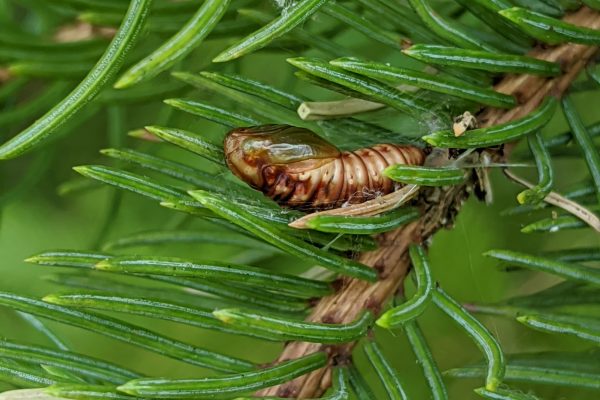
[225,125,425,209]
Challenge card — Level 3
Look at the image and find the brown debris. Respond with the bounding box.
[453,111,478,136]
[54,21,116,42]
[0,68,11,83]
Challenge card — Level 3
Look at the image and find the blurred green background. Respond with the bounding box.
[1,3,600,399]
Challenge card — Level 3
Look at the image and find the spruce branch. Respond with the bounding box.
[257,6,600,398]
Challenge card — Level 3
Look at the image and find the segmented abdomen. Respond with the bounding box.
[263,144,425,209]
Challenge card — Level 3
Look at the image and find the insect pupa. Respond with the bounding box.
[224,125,425,210]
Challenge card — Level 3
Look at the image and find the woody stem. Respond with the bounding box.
[256,6,600,398]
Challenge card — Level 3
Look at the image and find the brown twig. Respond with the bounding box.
[257,6,600,398]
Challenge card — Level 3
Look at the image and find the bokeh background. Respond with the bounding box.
[1,2,600,399]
